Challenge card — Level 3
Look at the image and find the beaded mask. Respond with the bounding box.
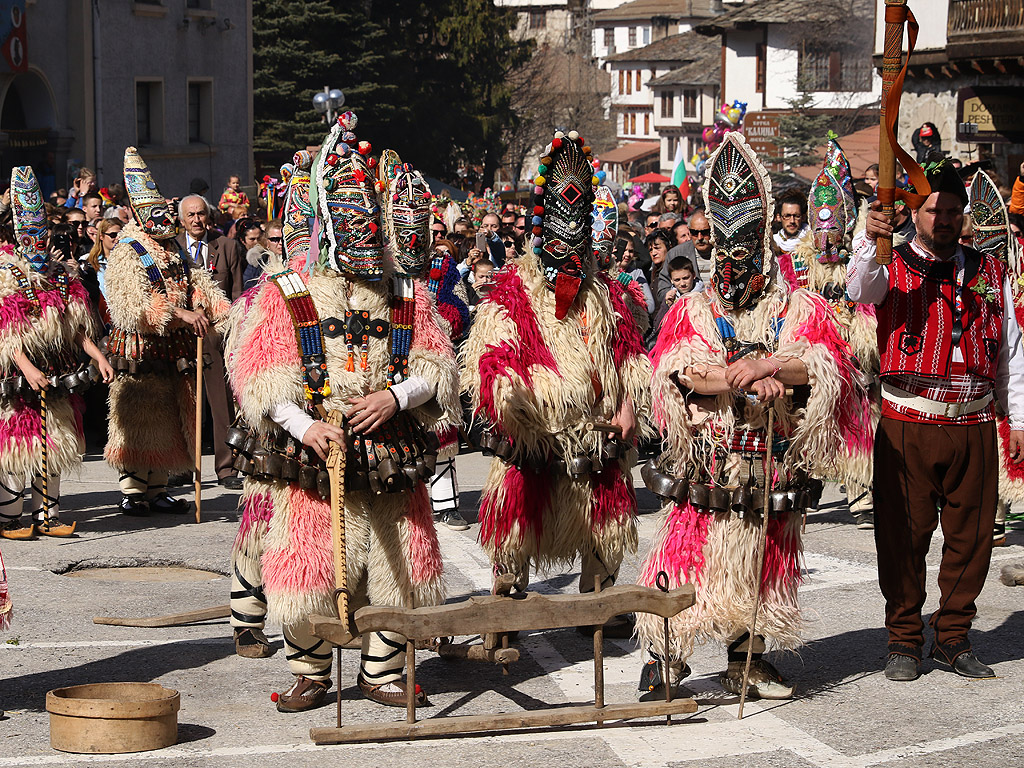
[591,185,618,271]
[809,139,856,264]
[282,150,314,268]
[10,166,48,272]
[379,149,433,278]
[532,130,598,319]
[969,170,1009,262]
[311,111,384,280]
[124,146,178,240]
[703,133,774,312]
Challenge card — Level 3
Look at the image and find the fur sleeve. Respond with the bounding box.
[0,265,31,367]
[408,280,460,430]
[105,240,175,336]
[601,276,654,437]
[226,280,304,432]
[190,266,232,331]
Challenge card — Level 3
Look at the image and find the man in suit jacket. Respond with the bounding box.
[177,194,245,489]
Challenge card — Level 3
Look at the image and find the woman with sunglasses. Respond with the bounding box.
[497,226,523,261]
[241,219,283,292]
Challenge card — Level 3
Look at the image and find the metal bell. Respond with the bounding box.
[569,455,592,477]
[709,487,731,513]
[689,483,710,510]
[299,465,319,490]
[316,470,331,500]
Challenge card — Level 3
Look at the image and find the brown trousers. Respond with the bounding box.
[202,328,236,480]
[873,417,996,654]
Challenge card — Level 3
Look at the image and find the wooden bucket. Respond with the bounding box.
[46,682,179,754]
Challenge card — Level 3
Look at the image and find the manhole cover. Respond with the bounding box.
[65,566,224,583]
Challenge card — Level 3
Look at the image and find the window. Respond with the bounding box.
[135,80,163,146]
[186,0,211,8]
[628,26,636,47]
[630,113,637,134]
[683,89,697,119]
[603,27,613,49]
[626,70,632,95]
[635,70,641,90]
[529,9,546,30]
[660,91,674,119]
[618,70,625,95]
[755,44,766,95]
[642,26,650,45]
[644,112,650,135]
[187,80,213,143]
[798,47,872,92]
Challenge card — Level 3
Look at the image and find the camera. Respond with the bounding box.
[53,232,73,262]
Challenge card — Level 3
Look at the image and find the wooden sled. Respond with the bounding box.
[308,580,697,744]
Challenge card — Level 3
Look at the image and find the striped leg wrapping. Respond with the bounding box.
[283,618,333,681]
[118,470,150,496]
[359,630,406,686]
[145,470,169,501]
[230,560,267,629]
[29,474,60,524]
[0,475,25,523]
[429,458,460,514]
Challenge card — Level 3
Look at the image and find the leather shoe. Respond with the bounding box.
[884,653,920,681]
[357,675,428,707]
[119,494,149,516]
[0,519,36,540]
[36,520,76,537]
[931,646,995,679]
[275,675,331,713]
[234,627,275,658]
[219,475,244,491]
[150,493,189,515]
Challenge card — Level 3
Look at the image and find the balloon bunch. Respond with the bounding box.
[627,184,644,210]
[699,100,748,152]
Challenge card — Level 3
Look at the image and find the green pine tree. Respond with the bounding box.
[767,90,832,176]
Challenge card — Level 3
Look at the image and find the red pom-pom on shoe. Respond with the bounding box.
[270,692,280,703]
[415,684,422,694]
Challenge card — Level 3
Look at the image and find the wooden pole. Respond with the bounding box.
[325,410,348,727]
[737,403,776,720]
[39,387,50,528]
[592,574,605,723]
[194,335,203,524]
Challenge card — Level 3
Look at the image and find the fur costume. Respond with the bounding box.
[461,130,652,590]
[0,167,94,532]
[104,149,230,485]
[227,117,458,694]
[635,134,863,669]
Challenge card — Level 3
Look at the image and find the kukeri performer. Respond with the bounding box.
[849,157,1024,682]
[0,166,114,540]
[461,130,652,631]
[786,139,878,528]
[225,112,459,713]
[968,171,1024,547]
[636,133,865,700]
[594,187,651,336]
[103,148,230,515]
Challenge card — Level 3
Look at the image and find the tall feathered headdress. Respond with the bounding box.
[531,129,599,319]
[123,146,178,240]
[310,111,384,279]
[703,132,773,311]
[808,138,856,263]
[10,166,48,272]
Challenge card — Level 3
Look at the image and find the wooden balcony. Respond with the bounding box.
[947,0,1024,58]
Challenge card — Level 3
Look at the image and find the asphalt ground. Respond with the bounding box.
[1,451,1023,767]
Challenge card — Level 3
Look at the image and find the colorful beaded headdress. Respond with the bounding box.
[10,166,48,272]
[311,111,384,280]
[282,150,315,269]
[702,132,774,311]
[808,138,856,264]
[591,185,618,270]
[123,146,178,240]
[379,149,433,278]
[969,170,1010,262]
[532,129,599,319]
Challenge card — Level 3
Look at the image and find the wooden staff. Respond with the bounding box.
[325,410,348,728]
[737,402,776,720]
[194,335,203,524]
[875,0,928,264]
[39,387,51,529]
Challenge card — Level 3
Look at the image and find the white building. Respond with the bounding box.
[871,0,1024,181]
[592,0,721,67]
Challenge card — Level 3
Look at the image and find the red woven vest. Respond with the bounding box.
[878,243,1004,382]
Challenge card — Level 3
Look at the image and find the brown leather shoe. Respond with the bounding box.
[0,519,35,540]
[234,627,275,658]
[274,675,331,713]
[357,675,428,708]
[36,520,76,538]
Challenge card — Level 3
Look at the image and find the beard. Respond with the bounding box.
[917,226,958,255]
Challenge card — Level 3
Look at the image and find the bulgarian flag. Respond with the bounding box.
[671,140,689,199]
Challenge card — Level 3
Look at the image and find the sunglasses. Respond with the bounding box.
[68,220,87,229]
[645,222,658,229]
[102,231,120,239]
[502,240,515,248]
[267,236,283,243]
[690,228,711,237]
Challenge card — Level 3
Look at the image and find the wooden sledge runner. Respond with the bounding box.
[307,580,697,744]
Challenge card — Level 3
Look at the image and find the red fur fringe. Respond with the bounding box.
[412,280,455,361]
[478,464,549,552]
[234,490,273,549]
[777,252,800,292]
[590,464,635,531]
[639,502,711,588]
[406,483,444,584]
[599,274,648,369]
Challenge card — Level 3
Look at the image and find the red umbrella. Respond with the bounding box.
[628,172,671,184]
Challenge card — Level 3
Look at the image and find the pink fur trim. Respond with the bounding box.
[0,394,82,453]
[234,490,274,548]
[763,516,802,591]
[262,486,333,597]
[230,283,302,401]
[777,252,800,292]
[599,274,648,368]
[639,502,711,588]
[650,294,713,370]
[0,291,33,336]
[478,464,549,551]
[406,483,444,584]
[411,280,454,360]
[144,292,173,331]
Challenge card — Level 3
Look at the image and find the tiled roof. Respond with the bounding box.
[605,29,717,64]
[594,0,719,23]
[696,0,874,34]
[646,44,721,86]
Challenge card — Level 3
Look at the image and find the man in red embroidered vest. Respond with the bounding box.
[848,157,1024,682]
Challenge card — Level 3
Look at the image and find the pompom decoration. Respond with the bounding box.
[583,146,591,154]
[270,692,280,702]
[338,111,357,130]
[538,164,548,175]
[358,141,372,155]
[592,176,600,185]
[532,216,542,226]
[554,131,565,139]
[535,175,546,185]
[367,157,378,169]
[568,130,579,140]
[338,143,351,156]
[541,156,552,166]
[534,186,544,195]
[534,206,544,215]
[326,154,339,166]
[430,268,442,280]
[552,138,562,149]
[533,236,543,247]
[342,131,356,143]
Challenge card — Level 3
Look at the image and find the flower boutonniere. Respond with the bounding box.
[970,274,999,305]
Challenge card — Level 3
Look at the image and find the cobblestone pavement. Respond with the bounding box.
[1,451,1023,767]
